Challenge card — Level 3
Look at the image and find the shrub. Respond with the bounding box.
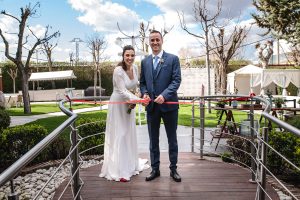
[221,152,233,163]
[268,130,300,175]
[226,136,252,167]
[0,108,10,132]
[76,118,106,156]
[287,116,300,129]
[0,125,48,171]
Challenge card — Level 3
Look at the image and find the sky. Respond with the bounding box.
[0,0,290,63]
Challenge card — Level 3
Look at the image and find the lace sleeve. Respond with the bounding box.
[113,67,140,101]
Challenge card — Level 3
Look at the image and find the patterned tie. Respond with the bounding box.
[153,56,159,70]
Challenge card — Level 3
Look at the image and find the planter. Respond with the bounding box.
[241,104,251,109]
[240,104,262,109]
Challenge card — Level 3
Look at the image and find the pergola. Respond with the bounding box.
[29,70,77,90]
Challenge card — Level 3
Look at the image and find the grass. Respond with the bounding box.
[7,103,99,116]
[178,104,251,127]
[26,110,108,135]
[22,104,252,134]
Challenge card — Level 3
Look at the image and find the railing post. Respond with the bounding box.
[71,126,81,200]
[200,97,205,159]
[250,102,256,182]
[7,180,18,200]
[259,127,268,200]
[191,101,195,153]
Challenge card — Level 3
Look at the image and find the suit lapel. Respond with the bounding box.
[154,51,166,79]
[146,55,153,81]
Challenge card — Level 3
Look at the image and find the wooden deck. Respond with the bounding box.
[54,153,279,200]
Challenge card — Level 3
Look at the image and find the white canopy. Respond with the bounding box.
[227,65,300,96]
[227,65,263,95]
[29,70,77,81]
[259,69,300,96]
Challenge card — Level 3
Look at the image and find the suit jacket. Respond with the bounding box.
[140,51,181,112]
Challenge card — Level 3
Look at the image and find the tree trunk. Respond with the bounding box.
[98,69,101,96]
[21,72,31,114]
[93,67,97,97]
[220,64,227,94]
[214,65,220,93]
[13,78,16,93]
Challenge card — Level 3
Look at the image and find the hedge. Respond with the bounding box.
[0,117,107,173]
[0,125,48,171]
[0,108,10,132]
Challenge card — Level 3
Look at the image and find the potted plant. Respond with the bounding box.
[265,89,273,108]
[273,97,285,108]
[297,99,300,108]
[216,99,227,108]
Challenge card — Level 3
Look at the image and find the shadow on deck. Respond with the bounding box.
[54,152,279,200]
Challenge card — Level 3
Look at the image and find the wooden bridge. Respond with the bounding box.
[54,153,279,200]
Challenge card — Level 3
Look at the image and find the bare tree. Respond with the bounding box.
[178,0,222,111]
[42,25,60,89]
[86,34,107,97]
[7,65,18,93]
[255,40,273,69]
[210,26,249,93]
[0,2,59,113]
[139,22,151,55]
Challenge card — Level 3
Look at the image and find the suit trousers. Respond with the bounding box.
[147,103,178,171]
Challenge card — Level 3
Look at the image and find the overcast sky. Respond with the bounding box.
[0,0,288,63]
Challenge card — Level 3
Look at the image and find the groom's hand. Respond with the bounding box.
[154,95,165,104]
[142,94,150,106]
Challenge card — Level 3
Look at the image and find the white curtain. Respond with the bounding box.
[290,72,300,96]
[261,70,300,96]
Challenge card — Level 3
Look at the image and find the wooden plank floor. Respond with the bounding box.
[54,153,279,200]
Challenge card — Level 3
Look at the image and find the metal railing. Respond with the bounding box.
[0,96,109,200]
[0,95,299,200]
[189,95,300,200]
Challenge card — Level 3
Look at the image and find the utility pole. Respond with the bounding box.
[70,38,84,66]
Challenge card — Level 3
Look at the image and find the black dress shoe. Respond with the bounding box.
[145,170,160,181]
[170,170,181,182]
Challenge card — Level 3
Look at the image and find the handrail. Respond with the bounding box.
[0,99,77,186]
[1,94,299,200]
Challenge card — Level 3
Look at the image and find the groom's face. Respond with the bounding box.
[149,32,163,55]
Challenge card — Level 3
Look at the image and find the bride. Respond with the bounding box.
[99,45,149,182]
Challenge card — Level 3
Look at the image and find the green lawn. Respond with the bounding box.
[7,103,99,116]
[24,104,253,134]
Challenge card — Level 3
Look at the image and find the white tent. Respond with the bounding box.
[227,65,263,95]
[258,69,300,96]
[29,70,77,81]
[227,65,300,96]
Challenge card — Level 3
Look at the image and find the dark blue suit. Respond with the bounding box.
[140,51,181,170]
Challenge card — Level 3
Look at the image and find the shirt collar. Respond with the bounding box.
[152,50,163,59]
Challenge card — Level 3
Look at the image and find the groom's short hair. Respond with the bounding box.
[150,30,163,39]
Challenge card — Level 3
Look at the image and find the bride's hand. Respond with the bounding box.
[142,94,150,106]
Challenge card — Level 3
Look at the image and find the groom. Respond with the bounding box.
[140,30,182,182]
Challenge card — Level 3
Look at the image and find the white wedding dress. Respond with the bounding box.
[99,65,149,181]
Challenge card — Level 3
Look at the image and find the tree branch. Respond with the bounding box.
[0,28,16,63]
[1,11,21,22]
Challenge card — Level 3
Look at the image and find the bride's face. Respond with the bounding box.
[124,49,135,67]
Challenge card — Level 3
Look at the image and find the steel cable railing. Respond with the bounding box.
[0,95,299,200]
[189,95,300,200]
